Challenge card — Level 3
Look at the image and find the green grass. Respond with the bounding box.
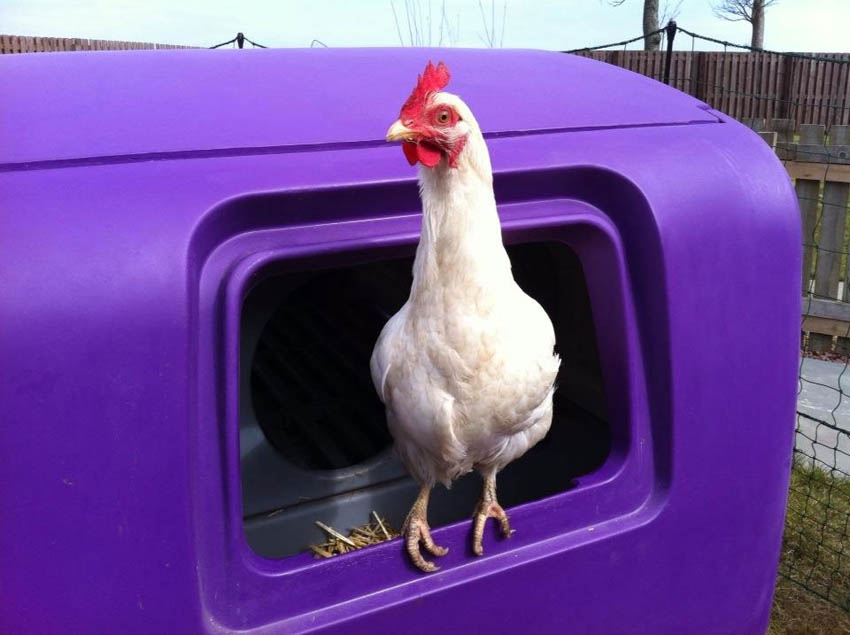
[770,460,850,633]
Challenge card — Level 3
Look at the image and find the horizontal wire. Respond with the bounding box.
[676,26,850,64]
[563,27,666,54]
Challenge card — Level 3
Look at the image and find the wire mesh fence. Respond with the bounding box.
[572,24,850,612]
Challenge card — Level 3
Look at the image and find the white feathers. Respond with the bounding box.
[371,93,560,488]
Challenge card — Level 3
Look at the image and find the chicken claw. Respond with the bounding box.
[472,473,513,556]
[403,515,448,572]
[402,486,448,573]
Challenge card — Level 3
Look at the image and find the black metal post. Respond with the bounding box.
[663,20,677,85]
[236,32,245,49]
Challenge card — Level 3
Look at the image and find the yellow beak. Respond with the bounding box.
[386,120,417,142]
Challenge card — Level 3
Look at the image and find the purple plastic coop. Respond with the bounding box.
[1,48,799,633]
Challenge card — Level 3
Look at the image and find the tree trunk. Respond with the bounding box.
[751,0,765,49]
[643,0,660,51]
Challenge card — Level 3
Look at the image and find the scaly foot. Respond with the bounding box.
[472,473,513,556]
[472,499,512,555]
[402,488,448,573]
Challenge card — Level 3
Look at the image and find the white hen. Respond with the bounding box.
[370,61,560,572]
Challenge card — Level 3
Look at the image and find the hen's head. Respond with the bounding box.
[386,61,471,169]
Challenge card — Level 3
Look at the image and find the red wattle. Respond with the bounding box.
[401,140,444,168]
[402,142,418,166]
[416,141,442,167]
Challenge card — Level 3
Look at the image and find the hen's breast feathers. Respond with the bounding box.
[370,280,560,485]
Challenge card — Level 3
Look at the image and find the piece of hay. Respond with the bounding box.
[310,512,400,558]
[315,521,356,547]
[372,510,391,540]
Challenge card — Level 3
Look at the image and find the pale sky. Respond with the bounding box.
[2,0,848,53]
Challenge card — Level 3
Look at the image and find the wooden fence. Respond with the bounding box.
[751,120,850,352]
[573,48,850,348]
[0,34,193,54]
[576,50,850,130]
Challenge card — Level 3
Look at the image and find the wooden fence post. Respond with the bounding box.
[826,124,850,354]
[743,117,767,131]
[810,125,844,297]
[771,118,795,159]
[797,124,824,350]
[759,131,777,147]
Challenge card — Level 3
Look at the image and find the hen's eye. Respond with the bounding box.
[436,110,450,124]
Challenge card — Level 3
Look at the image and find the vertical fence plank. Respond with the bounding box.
[803,57,816,128]
[779,54,793,119]
[814,59,826,129]
[740,53,750,119]
[813,165,845,298]
[715,52,724,110]
[821,59,835,130]
[834,56,846,125]
[772,118,795,160]
[759,53,768,119]
[839,61,850,127]
[798,124,825,312]
[734,53,743,116]
[836,58,846,127]
[798,179,821,294]
[789,57,801,126]
[698,51,707,100]
[798,57,809,128]
[823,124,850,352]
[728,53,739,118]
[805,58,816,127]
[689,51,703,102]
[714,52,723,113]
[764,55,779,120]
[729,53,739,116]
[816,59,827,128]
[764,55,779,119]
[799,124,838,353]
[828,125,850,301]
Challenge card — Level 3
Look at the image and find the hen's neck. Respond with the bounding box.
[410,130,512,302]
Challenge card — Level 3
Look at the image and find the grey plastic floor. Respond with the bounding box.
[243,398,608,558]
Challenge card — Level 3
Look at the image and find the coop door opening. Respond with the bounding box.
[240,241,611,559]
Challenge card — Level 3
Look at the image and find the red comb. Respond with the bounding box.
[400,61,451,120]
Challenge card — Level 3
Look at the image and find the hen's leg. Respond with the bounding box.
[401,485,448,572]
[472,471,513,556]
